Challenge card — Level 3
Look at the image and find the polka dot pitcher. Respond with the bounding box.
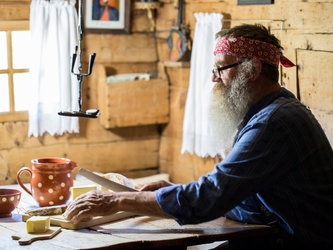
[16,158,78,207]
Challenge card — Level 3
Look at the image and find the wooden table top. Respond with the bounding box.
[0,184,273,249]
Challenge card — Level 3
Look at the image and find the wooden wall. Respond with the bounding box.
[1,0,332,186]
[0,0,161,185]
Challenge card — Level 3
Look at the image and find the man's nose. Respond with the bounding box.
[212,74,221,83]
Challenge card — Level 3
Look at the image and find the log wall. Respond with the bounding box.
[0,0,161,184]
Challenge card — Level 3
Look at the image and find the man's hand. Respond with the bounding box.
[137,180,174,191]
[63,190,119,224]
[64,190,171,224]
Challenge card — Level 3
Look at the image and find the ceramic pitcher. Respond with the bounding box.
[17,158,78,207]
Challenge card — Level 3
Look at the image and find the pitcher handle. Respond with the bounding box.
[16,166,33,196]
[70,160,79,169]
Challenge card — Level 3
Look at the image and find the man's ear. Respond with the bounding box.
[250,57,262,81]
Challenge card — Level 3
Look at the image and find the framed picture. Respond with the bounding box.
[83,0,130,34]
[237,0,273,5]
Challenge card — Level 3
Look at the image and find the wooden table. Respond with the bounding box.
[0,184,273,249]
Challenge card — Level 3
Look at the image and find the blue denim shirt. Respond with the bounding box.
[155,87,333,247]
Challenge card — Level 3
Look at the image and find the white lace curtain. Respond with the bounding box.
[28,0,79,137]
[181,13,223,157]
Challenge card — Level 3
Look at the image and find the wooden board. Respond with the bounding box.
[297,49,333,110]
[22,211,137,230]
[84,33,157,64]
[11,226,62,245]
[0,3,30,21]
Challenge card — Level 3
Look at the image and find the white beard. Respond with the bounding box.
[208,60,257,157]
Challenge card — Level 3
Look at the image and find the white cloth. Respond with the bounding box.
[181,13,223,157]
[28,0,79,137]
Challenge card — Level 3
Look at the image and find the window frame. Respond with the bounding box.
[0,20,30,122]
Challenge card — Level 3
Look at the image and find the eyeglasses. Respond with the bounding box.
[212,61,244,79]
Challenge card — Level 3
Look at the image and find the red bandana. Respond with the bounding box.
[214,36,295,68]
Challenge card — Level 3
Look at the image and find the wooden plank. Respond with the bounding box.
[279,48,297,96]
[0,3,30,21]
[6,31,14,112]
[156,1,333,34]
[0,111,28,123]
[297,49,333,110]
[0,151,10,185]
[83,33,157,63]
[0,20,29,30]
[2,138,159,185]
[0,119,160,151]
[1,0,31,2]
[282,2,333,33]
[166,66,190,89]
[156,36,172,62]
[100,78,169,128]
[311,108,333,148]
[102,62,157,75]
[161,86,187,138]
[158,61,168,80]
[67,139,160,174]
[274,30,333,52]
[0,121,28,150]
[161,67,191,139]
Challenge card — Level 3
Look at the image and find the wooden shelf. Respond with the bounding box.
[96,64,169,129]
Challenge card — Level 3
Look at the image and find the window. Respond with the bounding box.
[0,20,30,122]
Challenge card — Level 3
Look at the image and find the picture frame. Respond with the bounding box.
[83,0,130,34]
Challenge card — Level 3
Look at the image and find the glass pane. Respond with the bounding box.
[0,31,8,70]
[14,72,32,111]
[0,74,9,112]
[12,30,30,69]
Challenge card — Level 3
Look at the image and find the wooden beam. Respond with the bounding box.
[0,0,31,3]
[0,111,28,122]
[0,69,29,74]
[0,20,29,30]
[6,31,14,112]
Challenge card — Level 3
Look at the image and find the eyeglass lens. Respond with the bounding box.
[212,61,244,79]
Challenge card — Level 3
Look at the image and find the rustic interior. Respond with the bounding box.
[0,0,332,186]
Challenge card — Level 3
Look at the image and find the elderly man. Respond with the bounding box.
[64,24,333,249]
